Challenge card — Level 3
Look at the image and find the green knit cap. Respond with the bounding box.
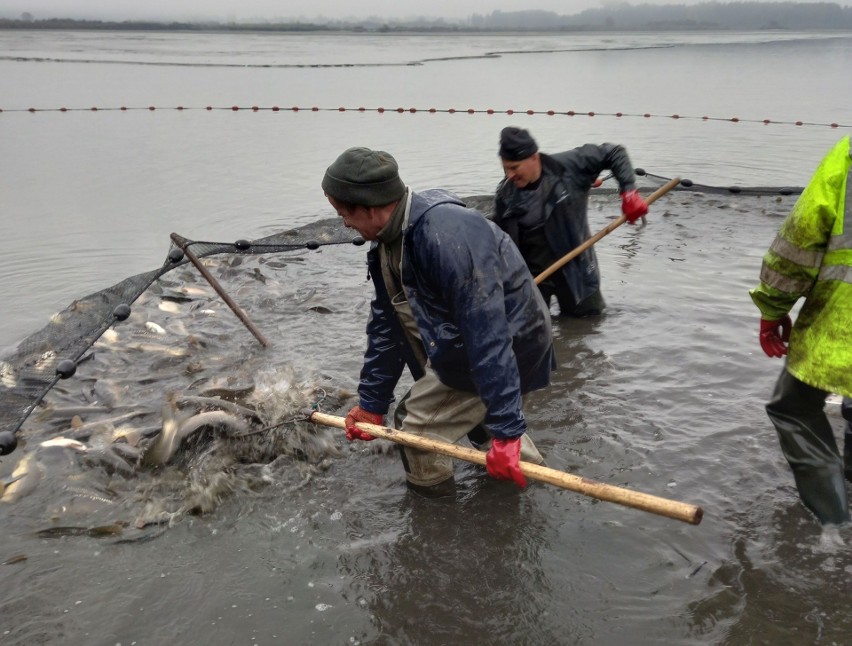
[322,147,406,206]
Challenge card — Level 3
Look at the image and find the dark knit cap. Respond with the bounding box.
[498,127,539,161]
[322,147,406,206]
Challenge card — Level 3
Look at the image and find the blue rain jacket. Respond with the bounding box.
[358,189,555,439]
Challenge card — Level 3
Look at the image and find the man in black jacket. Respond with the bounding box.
[493,127,648,317]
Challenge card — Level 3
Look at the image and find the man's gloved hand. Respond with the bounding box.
[621,189,649,224]
[759,315,792,358]
[344,406,382,441]
[486,437,527,488]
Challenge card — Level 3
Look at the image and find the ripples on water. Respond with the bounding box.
[2,31,850,350]
[1,29,847,67]
[2,191,851,644]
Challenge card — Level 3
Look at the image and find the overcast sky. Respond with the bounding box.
[5,0,845,22]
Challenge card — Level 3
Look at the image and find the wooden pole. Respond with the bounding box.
[170,233,269,347]
[535,177,681,285]
[309,411,703,525]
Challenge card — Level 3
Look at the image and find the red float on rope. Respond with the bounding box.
[671,114,680,119]
[91,107,98,111]
[410,108,417,113]
[28,108,35,112]
[831,122,838,128]
[527,109,535,115]
[311,107,318,112]
[358,107,366,111]
[272,106,280,111]
[338,107,345,111]
[616,112,622,117]
[60,107,67,112]
[448,108,456,113]
[291,106,299,111]
[467,108,474,114]
[252,106,259,111]
[231,106,239,111]
[796,120,803,126]
[731,117,739,122]
[487,108,494,114]
[149,106,156,111]
[396,107,404,113]
[703,116,709,120]
[588,111,595,117]
[763,119,770,124]
[567,110,575,116]
[644,113,651,118]
[547,110,555,115]
[177,106,184,111]
[378,107,385,113]
[206,106,212,111]
[429,108,437,113]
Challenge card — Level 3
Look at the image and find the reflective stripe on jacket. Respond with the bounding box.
[749,136,852,397]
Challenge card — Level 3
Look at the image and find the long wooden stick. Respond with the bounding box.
[535,177,681,285]
[170,233,269,347]
[309,411,703,525]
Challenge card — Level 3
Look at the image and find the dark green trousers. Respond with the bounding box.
[843,397,852,482]
[765,368,850,525]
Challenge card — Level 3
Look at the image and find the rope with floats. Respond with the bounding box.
[2,104,848,129]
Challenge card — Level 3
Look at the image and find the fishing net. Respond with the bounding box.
[0,216,362,454]
[0,174,803,455]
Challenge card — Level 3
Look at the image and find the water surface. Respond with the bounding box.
[1,30,852,645]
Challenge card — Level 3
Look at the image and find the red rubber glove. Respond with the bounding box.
[344,406,382,441]
[486,437,527,488]
[621,189,649,224]
[759,315,792,358]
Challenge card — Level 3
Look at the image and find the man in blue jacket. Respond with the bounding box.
[322,147,556,496]
[493,127,648,317]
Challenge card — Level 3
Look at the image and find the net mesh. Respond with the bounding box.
[0,217,361,450]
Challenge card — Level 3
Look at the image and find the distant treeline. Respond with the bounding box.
[3,2,852,32]
[0,18,338,32]
[474,2,852,30]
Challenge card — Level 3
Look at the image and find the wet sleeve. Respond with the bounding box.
[556,143,638,192]
[358,289,405,415]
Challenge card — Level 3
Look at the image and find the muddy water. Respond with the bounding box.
[2,190,850,645]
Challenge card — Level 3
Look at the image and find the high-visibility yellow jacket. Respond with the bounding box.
[750,136,852,398]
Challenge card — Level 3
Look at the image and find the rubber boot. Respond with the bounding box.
[405,476,457,499]
[842,397,852,484]
[765,369,850,525]
[558,289,606,318]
